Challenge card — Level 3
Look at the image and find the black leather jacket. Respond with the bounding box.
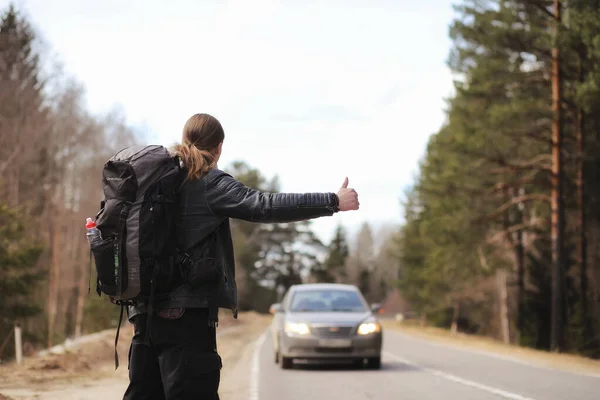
[128,168,340,322]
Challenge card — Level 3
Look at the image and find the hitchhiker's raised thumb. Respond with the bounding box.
[341,177,349,189]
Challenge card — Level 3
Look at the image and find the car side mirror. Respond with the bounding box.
[269,303,283,314]
[370,303,382,313]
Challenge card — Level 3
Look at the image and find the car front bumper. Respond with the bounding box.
[280,332,382,360]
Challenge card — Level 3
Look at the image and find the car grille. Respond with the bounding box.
[311,326,354,338]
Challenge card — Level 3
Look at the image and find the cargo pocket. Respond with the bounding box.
[184,351,223,374]
[166,351,221,398]
[91,237,120,296]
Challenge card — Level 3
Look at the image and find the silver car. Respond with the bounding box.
[270,283,383,370]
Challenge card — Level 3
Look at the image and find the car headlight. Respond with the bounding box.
[357,322,381,335]
[285,322,310,335]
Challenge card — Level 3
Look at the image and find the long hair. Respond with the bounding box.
[172,113,225,180]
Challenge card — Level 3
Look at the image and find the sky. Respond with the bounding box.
[6,0,457,245]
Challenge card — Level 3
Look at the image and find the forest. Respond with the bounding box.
[398,0,600,357]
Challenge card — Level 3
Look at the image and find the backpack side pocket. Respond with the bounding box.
[91,236,121,297]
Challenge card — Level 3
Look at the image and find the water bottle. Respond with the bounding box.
[85,217,103,246]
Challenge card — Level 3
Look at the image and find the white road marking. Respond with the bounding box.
[389,331,600,379]
[250,332,267,400]
[383,351,539,400]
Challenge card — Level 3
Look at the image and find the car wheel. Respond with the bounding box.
[366,356,381,370]
[280,356,293,370]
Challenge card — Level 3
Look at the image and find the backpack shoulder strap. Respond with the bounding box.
[172,154,188,193]
[177,173,188,193]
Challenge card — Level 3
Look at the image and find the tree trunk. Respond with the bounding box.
[550,0,565,352]
[575,48,590,353]
[514,187,526,344]
[74,222,88,337]
[47,211,61,348]
[497,269,510,344]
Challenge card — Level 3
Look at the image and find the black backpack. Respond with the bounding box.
[89,145,186,367]
[91,144,185,301]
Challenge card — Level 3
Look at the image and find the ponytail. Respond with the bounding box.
[172,142,218,180]
[173,113,224,179]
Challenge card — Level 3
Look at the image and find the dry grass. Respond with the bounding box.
[0,311,270,400]
[0,327,133,390]
[0,310,257,391]
[382,319,600,376]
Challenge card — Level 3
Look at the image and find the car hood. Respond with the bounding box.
[286,311,372,325]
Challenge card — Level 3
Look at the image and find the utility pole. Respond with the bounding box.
[550,0,565,352]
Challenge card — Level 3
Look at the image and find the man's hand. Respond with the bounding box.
[336,177,359,211]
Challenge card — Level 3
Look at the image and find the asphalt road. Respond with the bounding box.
[256,329,600,400]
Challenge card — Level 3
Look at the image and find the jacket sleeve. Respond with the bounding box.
[205,170,339,223]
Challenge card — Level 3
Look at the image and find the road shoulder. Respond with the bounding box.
[381,320,600,377]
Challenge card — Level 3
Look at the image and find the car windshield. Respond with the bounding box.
[289,289,367,312]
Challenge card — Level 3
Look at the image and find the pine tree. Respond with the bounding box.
[313,224,349,283]
[0,3,49,209]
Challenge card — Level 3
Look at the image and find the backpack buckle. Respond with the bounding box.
[178,251,193,267]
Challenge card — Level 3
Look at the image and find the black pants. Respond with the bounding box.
[123,308,222,400]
